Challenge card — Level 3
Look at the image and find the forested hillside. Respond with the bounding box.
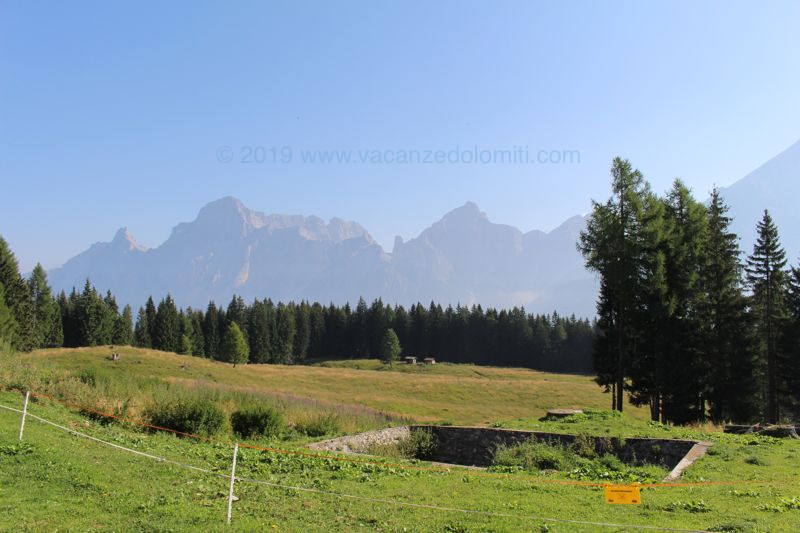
[0,236,595,374]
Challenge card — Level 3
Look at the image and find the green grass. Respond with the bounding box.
[1,347,799,531]
[14,346,650,425]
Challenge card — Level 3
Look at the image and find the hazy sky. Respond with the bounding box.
[2,1,799,272]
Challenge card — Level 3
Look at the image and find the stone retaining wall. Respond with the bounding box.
[413,425,700,469]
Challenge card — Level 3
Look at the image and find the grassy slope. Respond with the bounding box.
[1,347,799,532]
[21,346,649,425]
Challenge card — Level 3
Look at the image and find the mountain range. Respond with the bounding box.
[47,139,800,317]
[48,197,596,315]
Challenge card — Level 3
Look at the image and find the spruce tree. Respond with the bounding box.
[27,263,62,348]
[204,302,219,358]
[780,261,800,419]
[657,181,708,424]
[113,304,133,345]
[0,236,34,350]
[247,299,271,363]
[272,303,295,363]
[153,295,180,353]
[746,210,788,423]
[145,297,157,347]
[701,189,758,422]
[293,303,311,361]
[0,282,19,344]
[134,307,151,347]
[189,309,205,356]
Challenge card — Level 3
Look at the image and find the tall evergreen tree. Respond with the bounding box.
[579,158,652,411]
[0,236,34,350]
[781,262,800,419]
[204,302,220,359]
[144,297,157,348]
[746,210,788,423]
[133,307,151,348]
[153,295,181,353]
[113,304,133,345]
[657,181,708,424]
[272,303,295,363]
[247,299,272,363]
[27,263,63,348]
[293,303,311,361]
[0,282,19,344]
[701,189,758,422]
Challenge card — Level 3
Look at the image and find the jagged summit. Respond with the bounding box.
[46,197,596,316]
[110,227,147,251]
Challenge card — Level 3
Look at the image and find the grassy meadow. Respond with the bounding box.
[12,346,649,426]
[0,346,799,532]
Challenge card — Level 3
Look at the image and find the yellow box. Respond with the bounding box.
[604,485,641,504]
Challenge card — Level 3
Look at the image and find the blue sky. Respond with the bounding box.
[2,1,799,272]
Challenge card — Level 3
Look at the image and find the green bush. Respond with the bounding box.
[231,404,284,439]
[146,397,227,437]
[493,440,576,471]
[296,412,342,437]
[367,428,437,460]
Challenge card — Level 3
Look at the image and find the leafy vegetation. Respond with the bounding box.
[230,404,284,439]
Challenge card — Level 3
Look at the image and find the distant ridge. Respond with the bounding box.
[47,199,596,316]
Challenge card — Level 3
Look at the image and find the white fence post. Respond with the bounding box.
[227,443,239,524]
[18,390,30,442]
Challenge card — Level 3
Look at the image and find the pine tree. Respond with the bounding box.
[701,189,758,422]
[134,307,151,347]
[657,181,708,424]
[189,309,205,357]
[27,263,62,348]
[145,297,157,347]
[0,236,34,350]
[0,282,19,344]
[293,302,311,361]
[153,295,180,353]
[113,304,133,345]
[75,280,108,346]
[272,303,295,363]
[307,303,326,359]
[247,299,271,363]
[746,210,788,423]
[780,261,800,419]
[204,302,219,358]
[221,322,249,367]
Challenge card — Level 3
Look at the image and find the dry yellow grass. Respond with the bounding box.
[24,346,649,425]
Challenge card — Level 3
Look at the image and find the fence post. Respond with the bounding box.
[18,390,30,442]
[227,443,239,524]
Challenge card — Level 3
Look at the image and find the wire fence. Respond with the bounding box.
[0,390,790,532]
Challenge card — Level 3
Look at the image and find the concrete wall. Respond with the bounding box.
[412,425,699,469]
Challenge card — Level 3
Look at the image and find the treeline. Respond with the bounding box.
[0,237,595,373]
[130,296,594,373]
[580,157,800,425]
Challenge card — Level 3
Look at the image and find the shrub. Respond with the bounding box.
[367,428,436,460]
[296,412,342,437]
[231,404,284,439]
[146,397,226,437]
[493,440,576,471]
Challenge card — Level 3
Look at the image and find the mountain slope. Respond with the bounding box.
[721,139,800,261]
[47,198,596,316]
